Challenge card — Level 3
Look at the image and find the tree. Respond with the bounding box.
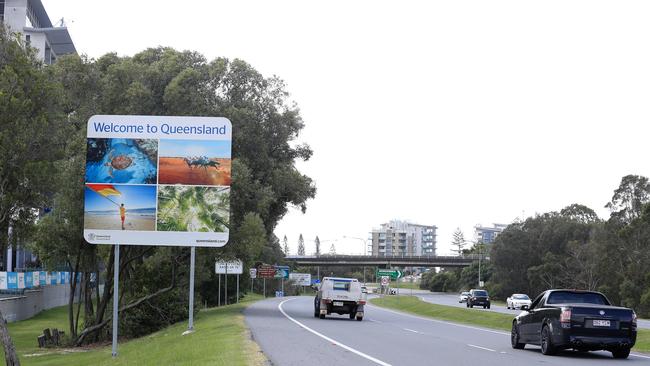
[314,236,321,256]
[30,47,316,345]
[605,175,650,224]
[451,228,466,256]
[283,235,290,256]
[329,243,337,255]
[297,234,305,256]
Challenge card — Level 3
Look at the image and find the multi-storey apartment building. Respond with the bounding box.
[1,0,76,64]
[371,220,437,257]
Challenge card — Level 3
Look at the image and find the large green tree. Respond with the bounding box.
[29,47,315,344]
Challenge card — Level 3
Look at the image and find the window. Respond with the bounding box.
[332,281,350,291]
[547,291,609,305]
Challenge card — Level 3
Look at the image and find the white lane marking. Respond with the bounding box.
[278,299,393,366]
[368,319,382,323]
[631,353,650,359]
[368,303,509,336]
[403,328,421,334]
[468,344,496,352]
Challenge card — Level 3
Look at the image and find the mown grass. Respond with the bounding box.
[370,295,650,353]
[2,294,266,365]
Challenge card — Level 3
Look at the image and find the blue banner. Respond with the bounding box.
[50,272,57,285]
[40,271,46,286]
[25,272,33,288]
[7,272,18,289]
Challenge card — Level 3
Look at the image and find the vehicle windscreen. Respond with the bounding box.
[473,290,488,296]
[547,291,609,305]
[513,294,529,300]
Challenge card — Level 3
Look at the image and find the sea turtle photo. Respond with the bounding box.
[104,150,135,178]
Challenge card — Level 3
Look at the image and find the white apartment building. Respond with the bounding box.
[370,220,437,257]
[1,0,76,64]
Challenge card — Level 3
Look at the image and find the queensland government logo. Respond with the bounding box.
[88,233,111,241]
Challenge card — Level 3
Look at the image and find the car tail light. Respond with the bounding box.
[560,308,571,323]
[358,300,366,305]
[322,299,331,304]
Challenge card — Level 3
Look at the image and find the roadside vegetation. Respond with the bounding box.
[1,26,315,350]
[422,175,650,319]
[370,296,650,353]
[1,295,265,365]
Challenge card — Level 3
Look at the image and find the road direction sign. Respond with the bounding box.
[376,269,403,280]
[249,268,257,279]
[215,259,243,274]
[84,115,232,247]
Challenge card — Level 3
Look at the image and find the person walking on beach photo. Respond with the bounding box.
[120,203,126,230]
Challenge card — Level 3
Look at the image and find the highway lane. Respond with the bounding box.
[416,292,650,329]
[244,296,649,366]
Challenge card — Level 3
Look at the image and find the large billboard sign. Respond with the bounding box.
[84,115,232,247]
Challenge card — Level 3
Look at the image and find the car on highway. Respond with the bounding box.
[458,291,470,303]
[467,289,490,309]
[314,277,365,321]
[507,293,532,310]
[511,289,637,359]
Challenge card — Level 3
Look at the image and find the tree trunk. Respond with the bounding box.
[0,309,20,366]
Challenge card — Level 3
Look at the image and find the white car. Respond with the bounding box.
[458,291,470,303]
[506,293,531,309]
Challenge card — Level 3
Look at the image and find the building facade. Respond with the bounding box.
[1,0,76,64]
[474,223,508,244]
[371,220,437,257]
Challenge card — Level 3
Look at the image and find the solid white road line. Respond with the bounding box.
[367,303,510,336]
[468,344,496,352]
[278,299,393,366]
[631,353,650,359]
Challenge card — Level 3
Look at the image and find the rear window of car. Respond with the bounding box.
[473,290,488,296]
[332,281,350,291]
[513,294,529,300]
[547,291,609,305]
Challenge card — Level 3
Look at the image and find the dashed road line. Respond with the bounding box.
[468,344,496,352]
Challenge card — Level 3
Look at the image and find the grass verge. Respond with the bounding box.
[2,294,266,365]
[370,295,650,353]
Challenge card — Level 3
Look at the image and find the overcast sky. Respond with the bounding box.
[45,0,650,255]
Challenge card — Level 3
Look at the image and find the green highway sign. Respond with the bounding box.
[376,269,403,280]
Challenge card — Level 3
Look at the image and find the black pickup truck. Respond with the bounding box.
[511,289,637,359]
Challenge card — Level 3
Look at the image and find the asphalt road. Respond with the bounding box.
[244,296,650,366]
[415,292,650,329]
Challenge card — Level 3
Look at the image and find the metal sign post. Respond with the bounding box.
[236,274,239,303]
[218,274,221,306]
[263,278,266,298]
[187,246,195,333]
[112,244,120,357]
[225,266,228,305]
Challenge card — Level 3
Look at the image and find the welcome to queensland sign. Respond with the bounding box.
[83,115,232,247]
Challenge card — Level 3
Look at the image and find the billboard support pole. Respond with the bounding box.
[218,274,221,306]
[236,274,239,303]
[225,266,228,305]
[188,246,195,332]
[111,244,120,357]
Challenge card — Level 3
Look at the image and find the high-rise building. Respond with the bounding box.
[371,220,437,257]
[474,223,508,244]
[1,0,76,64]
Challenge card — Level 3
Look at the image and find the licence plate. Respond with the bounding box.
[333,301,344,306]
[593,319,611,327]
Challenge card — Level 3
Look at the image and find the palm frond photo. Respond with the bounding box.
[156,186,230,232]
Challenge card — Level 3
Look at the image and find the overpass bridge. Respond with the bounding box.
[284,255,484,268]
